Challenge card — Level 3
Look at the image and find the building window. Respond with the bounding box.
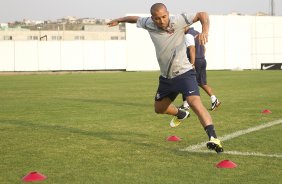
[27,36,39,40]
[51,36,62,40]
[3,35,12,40]
[74,36,84,40]
[110,36,118,40]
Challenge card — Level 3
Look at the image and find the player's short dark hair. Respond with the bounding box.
[150,3,167,15]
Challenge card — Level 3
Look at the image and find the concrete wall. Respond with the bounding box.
[0,15,282,72]
[0,41,126,71]
[126,15,282,71]
[0,30,125,41]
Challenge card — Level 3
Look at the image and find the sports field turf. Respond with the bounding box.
[0,70,281,183]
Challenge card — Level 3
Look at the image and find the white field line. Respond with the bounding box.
[186,150,282,158]
[180,119,282,158]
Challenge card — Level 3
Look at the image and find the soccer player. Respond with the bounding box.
[180,27,196,111]
[180,27,221,111]
[107,3,223,153]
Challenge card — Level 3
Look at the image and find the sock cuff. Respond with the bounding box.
[211,95,217,103]
[176,108,187,119]
[204,124,214,130]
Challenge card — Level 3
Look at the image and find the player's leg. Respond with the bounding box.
[179,94,190,110]
[154,76,189,127]
[155,96,190,128]
[181,69,223,153]
[187,95,223,153]
[200,84,213,97]
[186,95,211,125]
[154,96,177,115]
[200,84,221,111]
[197,58,221,110]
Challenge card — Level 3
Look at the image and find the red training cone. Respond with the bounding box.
[262,109,272,114]
[166,135,182,142]
[216,160,237,169]
[22,171,47,182]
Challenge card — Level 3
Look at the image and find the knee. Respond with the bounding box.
[187,96,201,107]
[154,98,171,114]
[154,107,163,114]
[154,106,166,114]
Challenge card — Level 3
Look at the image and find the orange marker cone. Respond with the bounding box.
[216,160,237,168]
[262,109,272,114]
[167,135,182,141]
[22,171,47,182]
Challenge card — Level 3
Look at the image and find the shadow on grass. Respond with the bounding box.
[0,119,158,148]
[59,97,152,108]
[1,119,194,156]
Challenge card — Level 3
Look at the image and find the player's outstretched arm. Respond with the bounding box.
[192,12,209,45]
[107,16,140,27]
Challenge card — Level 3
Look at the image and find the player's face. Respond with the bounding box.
[151,9,169,30]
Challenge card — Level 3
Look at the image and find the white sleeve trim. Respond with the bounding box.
[185,34,195,47]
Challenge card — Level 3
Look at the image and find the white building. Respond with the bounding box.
[0,14,281,72]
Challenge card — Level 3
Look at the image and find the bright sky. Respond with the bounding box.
[0,0,281,22]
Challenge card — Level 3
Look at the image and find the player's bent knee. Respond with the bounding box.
[154,108,164,114]
[154,105,166,114]
[187,96,203,108]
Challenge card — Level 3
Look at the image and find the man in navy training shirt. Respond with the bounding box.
[180,27,221,111]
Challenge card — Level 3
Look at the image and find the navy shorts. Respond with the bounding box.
[195,58,207,85]
[155,70,200,101]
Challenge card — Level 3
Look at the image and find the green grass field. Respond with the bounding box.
[0,70,281,184]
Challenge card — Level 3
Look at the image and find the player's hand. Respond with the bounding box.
[107,20,119,27]
[198,33,208,45]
